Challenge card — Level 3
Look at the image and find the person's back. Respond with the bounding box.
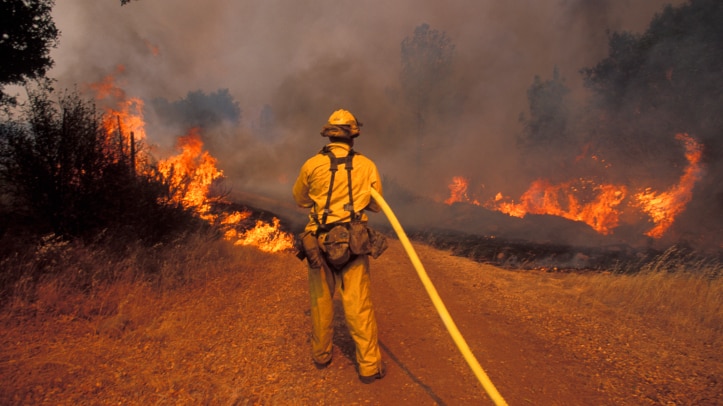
[292,109,386,383]
[295,142,381,230]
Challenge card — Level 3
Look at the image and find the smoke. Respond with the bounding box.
[50,0,719,247]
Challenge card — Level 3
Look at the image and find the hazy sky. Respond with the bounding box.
[49,0,684,200]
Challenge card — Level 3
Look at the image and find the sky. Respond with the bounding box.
[48,0,685,205]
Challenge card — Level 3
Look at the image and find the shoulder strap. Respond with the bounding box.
[343,153,359,220]
[314,147,358,227]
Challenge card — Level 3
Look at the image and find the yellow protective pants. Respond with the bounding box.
[308,254,382,377]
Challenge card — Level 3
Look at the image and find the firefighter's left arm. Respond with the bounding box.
[366,163,383,213]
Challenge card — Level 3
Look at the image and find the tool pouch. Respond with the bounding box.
[367,227,388,259]
[348,221,372,255]
[294,234,307,261]
[299,231,325,269]
[348,221,387,259]
[320,225,351,268]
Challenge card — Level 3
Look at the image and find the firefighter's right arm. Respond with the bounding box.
[292,164,314,208]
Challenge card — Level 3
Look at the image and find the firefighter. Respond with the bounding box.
[292,109,386,383]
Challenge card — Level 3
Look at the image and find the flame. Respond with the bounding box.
[155,129,294,252]
[218,210,294,253]
[227,217,295,253]
[101,98,146,141]
[486,179,627,235]
[221,210,253,225]
[157,128,222,218]
[634,133,704,238]
[87,67,146,167]
[86,69,294,253]
[445,176,480,205]
[445,133,704,239]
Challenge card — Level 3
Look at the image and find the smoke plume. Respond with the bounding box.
[49,0,722,249]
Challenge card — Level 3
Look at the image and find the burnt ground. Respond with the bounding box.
[1,238,721,405]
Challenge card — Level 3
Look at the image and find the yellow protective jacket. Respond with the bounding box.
[293,142,382,233]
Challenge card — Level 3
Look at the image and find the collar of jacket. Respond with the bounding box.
[326,142,352,155]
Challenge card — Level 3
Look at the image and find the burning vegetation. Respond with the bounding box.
[445,133,704,242]
[2,0,721,272]
[153,131,294,253]
[0,3,722,402]
[88,68,147,170]
[633,133,704,239]
[92,73,295,253]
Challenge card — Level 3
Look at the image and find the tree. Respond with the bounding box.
[518,67,571,151]
[515,67,581,179]
[400,23,455,166]
[580,0,723,242]
[0,0,59,104]
[0,86,197,241]
[581,0,723,152]
[258,104,276,141]
[150,89,241,131]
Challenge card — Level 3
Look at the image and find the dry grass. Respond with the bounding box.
[0,231,271,319]
[567,246,723,343]
[3,234,720,344]
[1,234,721,404]
[0,232,291,404]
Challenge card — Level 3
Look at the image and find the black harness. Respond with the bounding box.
[313,146,361,230]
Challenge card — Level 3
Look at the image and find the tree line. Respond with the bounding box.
[2,0,721,245]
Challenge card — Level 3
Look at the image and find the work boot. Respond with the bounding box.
[313,357,332,370]
[359,362,386,384]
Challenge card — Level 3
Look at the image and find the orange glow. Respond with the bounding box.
[634,133,704,238]
[88,71,126,100]
[144,39,161,56]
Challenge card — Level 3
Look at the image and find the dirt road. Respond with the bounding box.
[1,239,720,405]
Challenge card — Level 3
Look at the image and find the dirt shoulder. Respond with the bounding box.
[1,239,720,405]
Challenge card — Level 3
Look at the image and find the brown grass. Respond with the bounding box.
[566,246,723,344]
[1,233,289,404]
[1,231,268,319]
[1,234,721,403]
[3,234,721,344]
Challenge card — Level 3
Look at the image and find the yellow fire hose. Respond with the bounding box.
[371,188,508,406]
